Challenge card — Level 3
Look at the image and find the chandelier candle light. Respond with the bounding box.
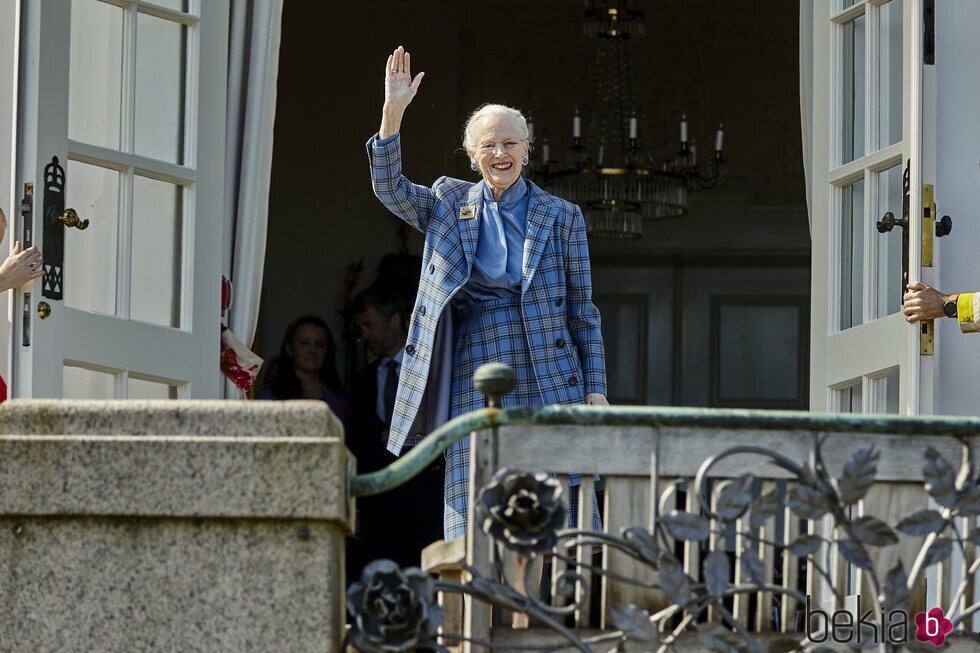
[529,0,728,241]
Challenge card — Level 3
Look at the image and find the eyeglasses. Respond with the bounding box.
[478,140,526,152]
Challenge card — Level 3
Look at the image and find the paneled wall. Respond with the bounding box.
[258,0,810,404]
[593,222,811,409]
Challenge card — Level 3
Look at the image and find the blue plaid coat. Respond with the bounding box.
[367,133,607,455]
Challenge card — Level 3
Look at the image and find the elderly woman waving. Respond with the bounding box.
[366,46,608,541]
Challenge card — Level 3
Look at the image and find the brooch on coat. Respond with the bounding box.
[458,205,477,221]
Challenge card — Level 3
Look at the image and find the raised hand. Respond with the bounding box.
[379,46,424,139]
[385,45,424,109]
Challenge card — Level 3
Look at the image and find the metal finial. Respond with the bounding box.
[473,363,517,408]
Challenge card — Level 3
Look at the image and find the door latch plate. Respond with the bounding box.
[922,184,935,267]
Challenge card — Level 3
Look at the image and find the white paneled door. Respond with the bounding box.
[813,0,980,418]
[810,0,923,415]
[14,0,228,398]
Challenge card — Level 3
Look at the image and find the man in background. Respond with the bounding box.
[347,285,444,571]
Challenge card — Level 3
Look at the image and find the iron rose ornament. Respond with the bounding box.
[345,559,443,652]
[475,469,567,556]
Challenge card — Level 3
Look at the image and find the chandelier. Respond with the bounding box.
[528,0,727,241]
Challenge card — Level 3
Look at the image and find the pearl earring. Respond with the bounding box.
[470,161,478,171]
[521,155,529,166]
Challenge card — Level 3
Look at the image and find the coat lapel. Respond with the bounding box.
[454,181,484,273]
[522,180,559,294]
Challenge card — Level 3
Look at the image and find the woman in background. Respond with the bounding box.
[260,315,353,434]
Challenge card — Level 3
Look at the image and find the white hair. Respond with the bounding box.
[462,103,530,152]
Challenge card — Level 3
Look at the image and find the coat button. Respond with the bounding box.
[418,306,426,316]
[406,345,416,356]
[568,375,579,386]
[428,264,435,274]
[555,297,564,307]
[555,338,565,348]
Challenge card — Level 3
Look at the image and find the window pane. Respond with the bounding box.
[875,165,903,318]
[69,0,124,150]
[135,13,187,164]
[128,376,179,399]
[131,176,182,327]
[840,180,865,330]
[65,161,119,316]
[874,371,900,414]
[841,15,866,163]
[878,0,903,148]
[842,0,860,8]
[836,382,863,413]
[64,366,116,399]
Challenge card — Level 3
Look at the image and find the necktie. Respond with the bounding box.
[383,359,399,427]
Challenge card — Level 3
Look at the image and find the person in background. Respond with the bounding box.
[903,282,980,332]
[348,285,444,570]
[258,315,353,434]
[0,205,45,402]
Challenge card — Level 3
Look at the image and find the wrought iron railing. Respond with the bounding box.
[346,363,980,652]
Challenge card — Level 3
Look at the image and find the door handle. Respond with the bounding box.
[876,211,908,233]
[58,208,89,230]
[876,210,910,316]
[876,161,912,316]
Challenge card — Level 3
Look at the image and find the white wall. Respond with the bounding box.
[934,0,980,417]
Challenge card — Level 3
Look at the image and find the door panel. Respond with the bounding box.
[592,267,674,407]
[15,0,226,398]
[593,265,810,409]
[811,0,919,414]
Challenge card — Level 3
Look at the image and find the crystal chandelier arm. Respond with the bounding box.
[688,154,727,191]
[367,133,439,234]
[563,205,608,396]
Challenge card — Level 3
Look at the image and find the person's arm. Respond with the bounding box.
[954,292,980,333]
[366,46,438,233]
[903,282,980,333]
[0,241,43,292]
[563,205,608,405]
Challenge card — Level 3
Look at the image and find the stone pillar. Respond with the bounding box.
[0,400,352,652]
